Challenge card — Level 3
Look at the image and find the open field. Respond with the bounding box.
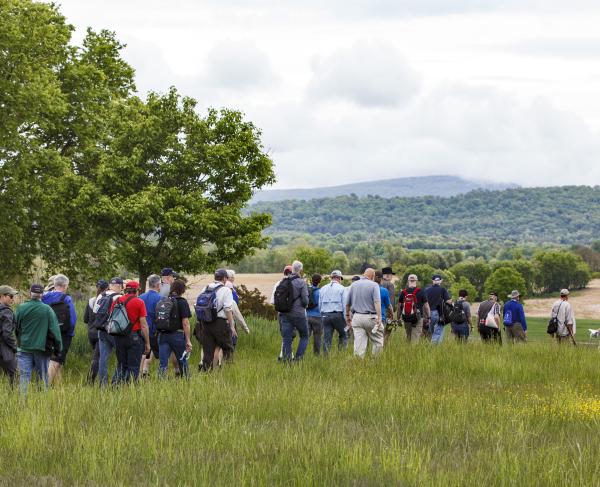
[0,305,599,486]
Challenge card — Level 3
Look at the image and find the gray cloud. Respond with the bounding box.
[307,42,420,108]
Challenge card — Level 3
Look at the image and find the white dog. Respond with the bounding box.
[588,329,600,339]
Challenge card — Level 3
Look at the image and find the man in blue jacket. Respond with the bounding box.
[503,290,527,343]
[43,274,77,384]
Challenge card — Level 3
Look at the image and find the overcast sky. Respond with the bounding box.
[58,0,600,189]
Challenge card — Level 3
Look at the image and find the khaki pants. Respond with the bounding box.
[352,313,384,358]
[505,322,526,343]
[405,318,423,343]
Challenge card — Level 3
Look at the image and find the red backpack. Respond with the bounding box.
[401,288,421,324]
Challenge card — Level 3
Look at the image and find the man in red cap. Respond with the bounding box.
[110,280,150,383]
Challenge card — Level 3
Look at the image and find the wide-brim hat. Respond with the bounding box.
[0,285,18,296]
[381,267,395,275]
[507,290,520,299]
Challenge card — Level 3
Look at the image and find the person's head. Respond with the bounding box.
[432,274,442,285]
[363,268,375,281]
[147,274,161,291]
[351,275,360,282]
[109,277,124,293]
[170,279,186,296]
[488,292,498,302]
[407,274,418,287]
[382,267,395,281]
[161,267,176,284]
[44,275,57,293]
[292,260,303,275]
[507,290,520,301]
[30,283,44,300]
[312,273,322,287]
[124,280,140,294]
[560,289,569,300]
[459,289,468,299]
[214,268,228,283]
[283,265,293,276]
[0,285,18,306]
[53,274,69,292]
[330,270,343,283]
[96,279,108,296]
[226,269,235,283]
[374,270,383,284]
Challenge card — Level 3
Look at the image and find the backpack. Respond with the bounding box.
[401,288,421,324]
[107,295,135,336]
[273,276,299,313]
[195,284,224,323]
[49,294,71,334]
[441,301,454,325]
[307,285,318,310]
[503,308,513,325]
[155,296,181,332]
[449,300,467,324]
[93,292,117,331]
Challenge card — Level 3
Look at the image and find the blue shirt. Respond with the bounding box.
[42,291,77,337]
[379,287,391,321]
[140,289,161,334]
[232,288,239,305]
[319,281,346,313]
[306,285,321,317]
[503,299,527,331]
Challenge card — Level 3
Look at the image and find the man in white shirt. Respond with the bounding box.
[198,268,236,370]
[550,289,576,345]
[319,270,348,354]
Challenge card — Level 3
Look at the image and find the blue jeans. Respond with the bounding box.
[98,330,119,386]
[280,314,309,361]
[322,312,347,354]
[430,310,445,344]
[17,351,49,394]
[451,323,470,341]
[115,332,144,383]
[158,331,188,378]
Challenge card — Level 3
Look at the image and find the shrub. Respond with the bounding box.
[236,284,277,320]
[484,267,526,301]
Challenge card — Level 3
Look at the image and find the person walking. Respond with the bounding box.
[83,279,108,383]
[398,274,430,343]
[381,267,396,342]
[551,289,576,345]
[425,274,452,344]
[96,277,123,386]
[198,269,236,371]
[0,285,19,387]
[111,280,151,383]
[374,271,394,329]
[503,290,527,343]
[345,268,384,358]
[276,261,309,362]
[159,268,178,297]
[270,265,294,360]
[477,292,502,343]
[157,279,192,378]
[15,284,62,394]
[319,270,347,354]
[450,289,472,342]
[42,274,77,385]
[139,274,162,377]
[306,273,323,355]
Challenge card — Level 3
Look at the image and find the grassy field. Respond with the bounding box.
[0,303,599,486]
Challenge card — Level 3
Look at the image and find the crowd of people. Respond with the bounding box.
[0,261,584,392]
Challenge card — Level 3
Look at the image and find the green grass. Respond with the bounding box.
[0,304,599,486]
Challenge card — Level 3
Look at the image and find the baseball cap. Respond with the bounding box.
[560,289,570,296]
[125,280,140,289]
[161,267,175,277]
[0,285,18,296]
[109,277,124,285]
[96,279,108,290]
[432,274,442,282]
[214,268,229,280]
[330,270,343,278]
[283,265,293,275]
[408,274,418,281]
[30,283,44,294]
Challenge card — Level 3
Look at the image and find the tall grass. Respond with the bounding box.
[0,308,598,486]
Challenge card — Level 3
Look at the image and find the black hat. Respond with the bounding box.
[161,267,176,277]
[30,283,44,294]
[109,277,124,285]
[382,267,395,275]
[214,268,228,280]
[96,279,109,290]
[351,275,360,282]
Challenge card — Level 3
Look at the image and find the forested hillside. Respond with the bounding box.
[250,186,600,244]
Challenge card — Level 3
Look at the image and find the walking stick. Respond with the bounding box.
[566,324,577,346]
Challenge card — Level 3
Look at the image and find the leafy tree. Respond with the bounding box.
[533,250,590,293]
[331,251,350,273]
[91,89,275,289]
[484,267,526,302]
[491,259,537,296]
[449,259,491,300]
[294,247,334,277]
[400,264,436,289]
[450,277,477,303]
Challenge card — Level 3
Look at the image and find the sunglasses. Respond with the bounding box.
[3,294,14,299]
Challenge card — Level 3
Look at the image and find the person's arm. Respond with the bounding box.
[520,304,527,332]
[182,317,192,352]
[232,301,250,333]
[1,311,17,351]
[345,303,352,328]
[375,300,382,328]
[140,316,151,355]
[318,287,324,311]
[225,309,236,337]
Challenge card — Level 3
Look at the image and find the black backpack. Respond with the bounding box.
[307,285,318,310]
[155,296,181,332]
[93,292,117,332]
[442,301,454,324]
[49,294,71,334]
[449,300,467,324]
[274,275,299,313]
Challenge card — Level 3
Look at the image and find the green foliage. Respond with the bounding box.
[236,284,277,320]
[572,245,600,272]
[331,251,350,273]
[484,267,526,301]
[449,259,491,300]
[532,250,591,293]
[294,247,334,276]
[491,259,537,296]
[399,264,436,288]
[450,277,477,302]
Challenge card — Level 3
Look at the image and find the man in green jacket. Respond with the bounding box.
[15,284,62,394]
